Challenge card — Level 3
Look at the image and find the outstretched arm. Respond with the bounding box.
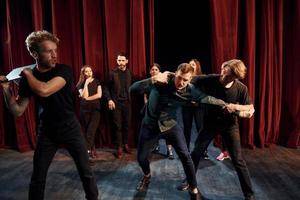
[225,103,255,118]
[129,78,152,95]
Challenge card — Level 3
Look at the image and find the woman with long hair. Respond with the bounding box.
[76,65,102,161]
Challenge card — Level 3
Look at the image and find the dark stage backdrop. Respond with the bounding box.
[0,0,299,152]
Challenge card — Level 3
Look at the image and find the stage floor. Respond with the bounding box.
[0,143,299,200]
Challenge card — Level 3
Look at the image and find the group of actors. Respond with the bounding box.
[0,30,255,200]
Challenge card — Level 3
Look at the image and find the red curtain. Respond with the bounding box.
[210,0,299,148]
[0,0,154,151]
[0,0,299,151]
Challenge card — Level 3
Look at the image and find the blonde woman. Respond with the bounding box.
[76,65,102,160]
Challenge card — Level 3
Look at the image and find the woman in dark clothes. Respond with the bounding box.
[76,65,102,160]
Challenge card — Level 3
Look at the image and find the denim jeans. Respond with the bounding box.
[137,123,197,188]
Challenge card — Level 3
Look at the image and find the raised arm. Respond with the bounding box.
[129,78,152,95]
[22,69,66,97]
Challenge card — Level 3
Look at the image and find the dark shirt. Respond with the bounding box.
[118,70,129,100]
[78,78,101,111]
[192,74,252,127]
[104,67,132,102]
[18,64,76,128]
[130,74,226,132]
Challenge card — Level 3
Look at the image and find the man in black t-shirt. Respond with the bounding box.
[0,31,98,200]
[178,59,256,200]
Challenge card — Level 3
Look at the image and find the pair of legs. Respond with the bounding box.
[111,100,131,157]
[182,105,208,159]
[137,123,197,191]
[80,108,100,159]
[29,119,98,200]
[190,123,254,199]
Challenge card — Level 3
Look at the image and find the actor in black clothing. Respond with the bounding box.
[182,59,206,155]
[76,65,102,160]
[0,31,98,200]
[104,53,132,158]
[178,59,256,200]
[130,63,227,200]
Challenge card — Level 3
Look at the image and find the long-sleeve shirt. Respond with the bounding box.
[129,73,226,132]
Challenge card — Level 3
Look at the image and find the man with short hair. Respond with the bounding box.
[104,53,133,158]
[130,63,227,200]
[0,30,98,200]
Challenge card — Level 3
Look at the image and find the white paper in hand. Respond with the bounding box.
[6,64,35,83]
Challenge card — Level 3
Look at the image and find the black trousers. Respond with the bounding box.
[28,119,98,200]
[137,123,197,188]
[182,105,203,150]
[191,122,254,198]
[111,100,130,146]
[80,108,100,150]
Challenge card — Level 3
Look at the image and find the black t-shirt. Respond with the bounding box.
[78,78,101,111]
[192,74,251,127]
[117,69,129,101]
[18,64,76,128]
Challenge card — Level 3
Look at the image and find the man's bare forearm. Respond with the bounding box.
[2,88,28,116]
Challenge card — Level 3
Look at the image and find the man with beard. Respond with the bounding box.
[130,63,228,200]
[104,53,133,159]
[178,59,256,200]
[0,30,98,200]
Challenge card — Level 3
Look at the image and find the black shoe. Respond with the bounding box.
[136,175,151,192]
[177,179,189,191]
[152,145,160,153]
[202,151,209,160]
[167,149,175,160]
[189,188,202,200]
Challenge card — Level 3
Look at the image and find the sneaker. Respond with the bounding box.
[136,175,151,192]
[167,149,175,160]
[216,151,230,161]
[152,145,160,153]
[202,151,209,160]
[177,179,189,191]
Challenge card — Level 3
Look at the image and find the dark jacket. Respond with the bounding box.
[104,67,132,102]
[129,74,226,132]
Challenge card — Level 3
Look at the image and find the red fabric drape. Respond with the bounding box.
[0,0,299,151]
[210,0,256,148]
[0,0,154,151]
[210,0,299,148]
[280,0,300,148]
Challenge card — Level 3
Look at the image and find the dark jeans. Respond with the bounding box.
[29,119,98,200]
[80,109,100,150]
[112,100,130,146]
[191,122,254,197]
[182,105,203,150]
[137,123,197,188]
